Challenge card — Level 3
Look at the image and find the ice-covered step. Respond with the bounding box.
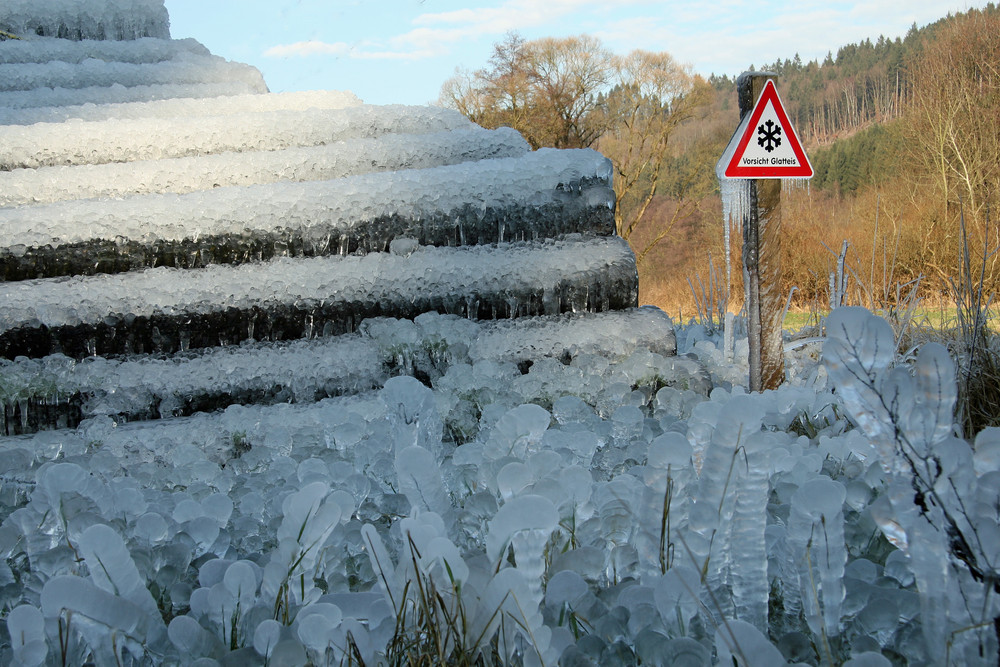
[0,80,268,112]
[0,52,266,94]
[0,236,638,359]
[0,335,385,435]
[0,0,170,42]
[0,309,679,433]
[0,127,530,207]
[0,335,699,469]
[0,104,473,169]
[0,394,388,479]
[0,36,208,66]
[0,89,360,126]
[0,148,613,279]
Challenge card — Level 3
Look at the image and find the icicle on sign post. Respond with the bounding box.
[718,73,812,392]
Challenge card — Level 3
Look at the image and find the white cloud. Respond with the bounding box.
[264,39,441,61]
[264,0,665,64]
[263,40,350,58]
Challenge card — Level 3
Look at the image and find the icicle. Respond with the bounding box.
[781,178,810,196]
[788,475,847,641]
[729,431,772,632]
[719,178,750,346]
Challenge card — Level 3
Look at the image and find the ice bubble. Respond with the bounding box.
[550,546,607,583]
[223,560,259,604]
[653,566,700,633]
[857,596,900,647]
[173,498,204,523]
[183,517,220,556]
[389,237,419,257]
[485,403,551,461]
[295,603,343,652]
[6,604,47,667]
[715,619,784,666]
[545,570,590,609]
[497,461,533,501]
[134,512,169,543]
[201,493,234,525]
[974,427,1000,475]
[198,558,234,588]
[168,615,223,659]
[882,550,913,587]
[253,619,283,657]
[647,432,692,469]
[552,395,595,424]
[843,653,893,667]
[486,494,558,563]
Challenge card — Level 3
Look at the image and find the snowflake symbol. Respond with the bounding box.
[756,119,782,153]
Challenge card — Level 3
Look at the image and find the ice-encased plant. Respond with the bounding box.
[824,306,1000,662]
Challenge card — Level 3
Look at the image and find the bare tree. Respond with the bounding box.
[907,9,1000,224]
[438,34,711,263]
[598,51,710,263]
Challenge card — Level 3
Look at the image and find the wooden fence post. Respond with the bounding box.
[737,72,785,392]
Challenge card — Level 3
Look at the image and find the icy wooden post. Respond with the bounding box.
[739,72,783,391]
[721,73,812,390]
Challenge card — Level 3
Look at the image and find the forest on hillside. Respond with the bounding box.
[438,4,1000,319]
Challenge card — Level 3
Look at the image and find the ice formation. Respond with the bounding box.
[0,104,472,169]
[0,0,170,41]
[0,80,267,111]
[0,52,265,95]
[2,4,998,667]
[0,88,361,125]
[0,126,529,206]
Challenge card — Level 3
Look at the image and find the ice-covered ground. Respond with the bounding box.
[3,307,997,667]
[2,2,998,665]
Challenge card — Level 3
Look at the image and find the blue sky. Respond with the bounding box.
[164,1,990,106]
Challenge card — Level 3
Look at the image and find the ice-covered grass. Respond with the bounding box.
[0,127,530,207]
[1,307,996,665]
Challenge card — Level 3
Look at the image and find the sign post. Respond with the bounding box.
[719,73,812,392]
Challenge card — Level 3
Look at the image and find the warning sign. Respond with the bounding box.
[719,79,813,179]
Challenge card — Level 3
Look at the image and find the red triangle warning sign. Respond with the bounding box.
[720,79,813,179]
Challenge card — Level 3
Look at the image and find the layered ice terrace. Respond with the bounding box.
[0,1,661,414]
